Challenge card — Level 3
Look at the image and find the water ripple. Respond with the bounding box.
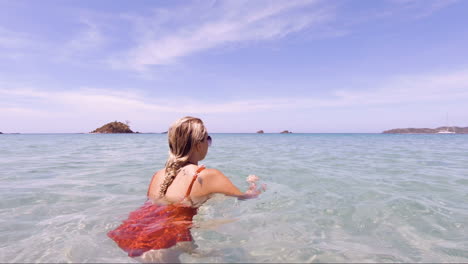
[0,133,467,262]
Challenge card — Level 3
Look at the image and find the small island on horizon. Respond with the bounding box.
[256,130,292,133]
[383,126,468,134]
[90,121,135,134]
[88,122,298,134]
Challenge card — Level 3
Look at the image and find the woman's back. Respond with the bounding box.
[147,164,210,207]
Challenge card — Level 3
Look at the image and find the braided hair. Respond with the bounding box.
[159,116,207,197]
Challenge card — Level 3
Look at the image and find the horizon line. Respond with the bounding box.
[1,132,384,134]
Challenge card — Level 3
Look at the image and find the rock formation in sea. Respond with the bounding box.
[280,130,292,134]
[382,126,468,134]
[90,121,134,133]
[0,132,2,134]
[256,130,264,134]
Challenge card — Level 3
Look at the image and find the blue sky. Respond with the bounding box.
[1,0,467,133]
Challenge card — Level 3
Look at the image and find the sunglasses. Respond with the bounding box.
[207,135,212,147]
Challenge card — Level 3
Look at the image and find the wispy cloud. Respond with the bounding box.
[1,0,459,72]
[0,26,31,48]
[0,15,106,64]
[330,69,468,106]
[64,19,104,53]
[0,26,41,60]
[386,0,459,19]
[108,0,332,71]
[106,0,460,73]
[2,67,467,132]
[54,18,106,64]
[2,67,467,116]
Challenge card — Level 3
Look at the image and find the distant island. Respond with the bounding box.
[91,121,134,133]
[383,126,468,134]
[256,130,264,134]
[280,130,292,134]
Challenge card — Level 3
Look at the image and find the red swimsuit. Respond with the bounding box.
[107,166,205,257]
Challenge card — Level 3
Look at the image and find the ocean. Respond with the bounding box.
[0,133,467,263]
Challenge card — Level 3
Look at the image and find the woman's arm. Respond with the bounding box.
[199,168,262,199]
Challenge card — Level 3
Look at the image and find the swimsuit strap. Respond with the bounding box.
[184,165,206,198]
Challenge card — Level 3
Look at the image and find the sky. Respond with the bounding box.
[1,0,467,133]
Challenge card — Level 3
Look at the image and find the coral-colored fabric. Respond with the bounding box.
[107,201,197,257]
[107,166,205,257]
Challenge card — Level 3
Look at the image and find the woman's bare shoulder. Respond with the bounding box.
[151,168,166,181]
[200,167,222,175]
[198,168,226,181]
[195,168,223,190]
[197,167,242,196]
[157,168,166,176]
[147,169,166,197]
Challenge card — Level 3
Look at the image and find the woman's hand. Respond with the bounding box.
[240,175,266,199]
[246,174,259,183]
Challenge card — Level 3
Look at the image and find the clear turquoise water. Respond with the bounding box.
[0,133,467,263]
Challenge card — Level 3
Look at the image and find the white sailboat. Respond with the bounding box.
[437,113,455,134]
[438,130,455,134]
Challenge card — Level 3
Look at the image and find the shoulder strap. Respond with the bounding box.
[184,165,206,198]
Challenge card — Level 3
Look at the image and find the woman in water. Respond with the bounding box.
[108,116,263,263]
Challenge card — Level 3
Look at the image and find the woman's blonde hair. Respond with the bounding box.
[160,116,208,196]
